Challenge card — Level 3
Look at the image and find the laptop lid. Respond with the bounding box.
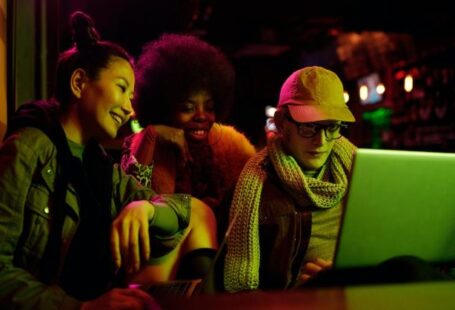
[333,148,455,269]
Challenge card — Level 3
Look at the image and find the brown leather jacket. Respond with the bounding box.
[258,159,312,290]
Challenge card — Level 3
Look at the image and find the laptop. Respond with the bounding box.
[333,148,455,269]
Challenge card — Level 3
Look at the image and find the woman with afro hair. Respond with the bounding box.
[121,34,256,291]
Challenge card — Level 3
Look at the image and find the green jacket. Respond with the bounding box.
[0,127,190,309]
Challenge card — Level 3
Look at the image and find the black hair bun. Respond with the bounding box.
[70,11,100,50]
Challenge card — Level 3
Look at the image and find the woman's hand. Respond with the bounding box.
[154,125,191,166]
[299,258,332,284]
[111,201,156,273]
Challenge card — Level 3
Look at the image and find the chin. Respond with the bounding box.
[100,126,118,141]
[187,138,209,146]
[301,160,324,171]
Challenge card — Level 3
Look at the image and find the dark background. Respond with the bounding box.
[7,0,455,150]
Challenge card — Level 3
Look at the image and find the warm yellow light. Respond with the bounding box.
[404,74,413,92]
[376,83,385,95]
[265,105,277,118]
[343,91,350,103]
[359,85,368,101]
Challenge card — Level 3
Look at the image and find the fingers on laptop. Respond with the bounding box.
[299,258,333,283]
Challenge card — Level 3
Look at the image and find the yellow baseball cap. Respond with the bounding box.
[277,66,355,122]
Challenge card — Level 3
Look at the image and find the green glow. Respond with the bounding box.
[130,119,144,133]
[362,108,392,148]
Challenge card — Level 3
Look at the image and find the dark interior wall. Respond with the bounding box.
[8,0,36,112]
[0,0,5,140]
[60,0,199,57]
[7,0,59,114]
[7,0,455,150]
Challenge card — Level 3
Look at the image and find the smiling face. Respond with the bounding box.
[76,56,135,142]
[170,89,216,144]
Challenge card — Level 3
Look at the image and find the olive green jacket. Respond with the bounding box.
[0,127,190,309]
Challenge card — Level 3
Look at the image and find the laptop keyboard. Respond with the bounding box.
[141,279,202,299]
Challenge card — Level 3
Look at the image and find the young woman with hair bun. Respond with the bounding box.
[0,11,205,309]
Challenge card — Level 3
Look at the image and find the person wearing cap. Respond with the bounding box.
[223,66,357,292]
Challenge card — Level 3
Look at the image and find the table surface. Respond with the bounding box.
[160,280,455,310]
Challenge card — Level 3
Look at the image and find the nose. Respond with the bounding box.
[193,105,208,121]
[121,97,134,120]
[311,128,327,146]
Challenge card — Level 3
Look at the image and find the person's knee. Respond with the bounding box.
[190,198,217,227]
[186,198,218,252]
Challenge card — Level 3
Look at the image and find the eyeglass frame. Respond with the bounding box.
[284,113,348,141]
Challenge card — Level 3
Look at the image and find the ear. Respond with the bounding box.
[70,68,88,99]
[273,108,285,133]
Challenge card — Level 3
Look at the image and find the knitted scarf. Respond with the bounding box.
[224,136,356,292]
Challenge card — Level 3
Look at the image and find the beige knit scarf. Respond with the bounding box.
[224,136,357,292]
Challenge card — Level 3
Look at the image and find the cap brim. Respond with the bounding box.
[288,104,355,123]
